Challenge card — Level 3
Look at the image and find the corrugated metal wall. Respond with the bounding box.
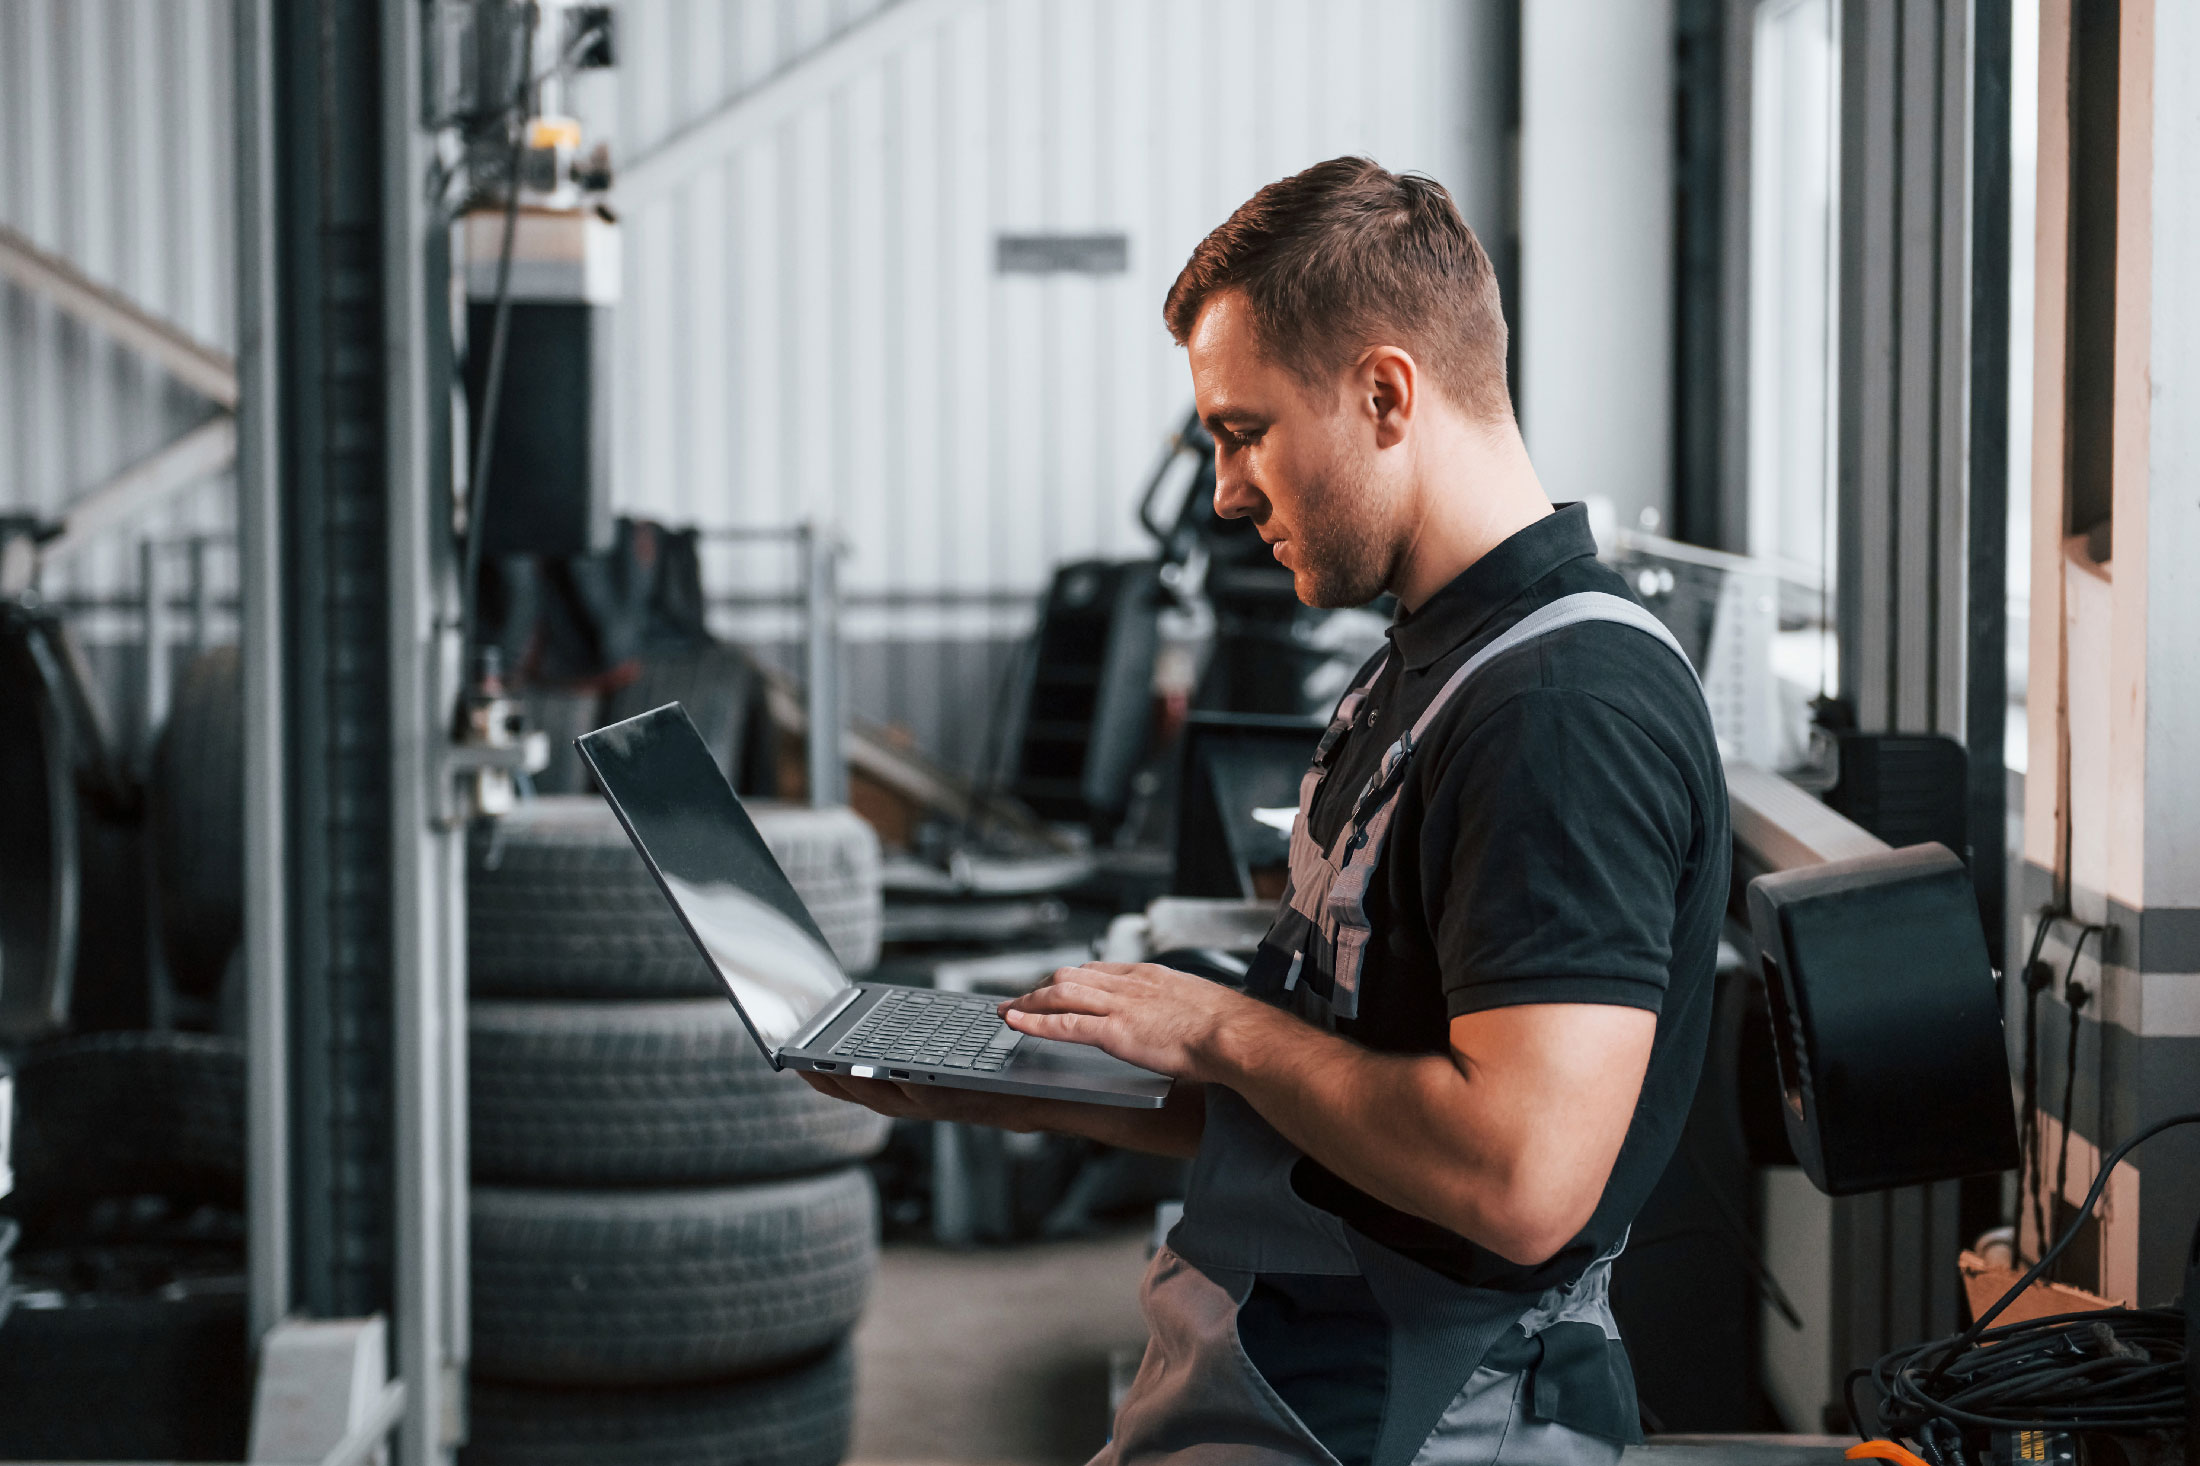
[579,0,1509,770]
[0,0,238,745]
[596,0,1504,623]
[0,0,238,575]
[0,0,1507,776]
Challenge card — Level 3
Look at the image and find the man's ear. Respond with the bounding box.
[1360,346,1417,449]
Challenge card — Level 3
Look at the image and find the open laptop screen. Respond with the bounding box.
[576,704,848,1053]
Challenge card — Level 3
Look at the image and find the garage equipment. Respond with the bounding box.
[1732,817,2199,1466]
[1172,713,1324,899]
[461,205,617,561]
[1745,843,2019,1195]
[0,586,143,1039]
[1007,559,1165,839]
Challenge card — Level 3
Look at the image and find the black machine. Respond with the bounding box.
[1006,560,1165,841]
[1821,732,1971,857]
[1746,842,2019,1194]
[463,295,615,559]
[1172,713,1323,900]
[993,410,1386,847]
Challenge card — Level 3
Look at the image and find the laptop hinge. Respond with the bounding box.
[785,986,864,1055]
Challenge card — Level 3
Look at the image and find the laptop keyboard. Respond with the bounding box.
[831,989,1024,1072]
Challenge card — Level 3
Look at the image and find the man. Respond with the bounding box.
[807,157,1729,1466]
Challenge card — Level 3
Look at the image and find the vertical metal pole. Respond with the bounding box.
[1967,0,2014,971]
[188,536,214,657]
[381,0,460,1459]
[140,537,171,758]
[234,0,292,1346]
[143,535,178,1035]
[803,523,847,807]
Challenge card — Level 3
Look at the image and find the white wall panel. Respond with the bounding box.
[1520,0,1676,538]
[599,0,1513,639]
[0,0,237,612]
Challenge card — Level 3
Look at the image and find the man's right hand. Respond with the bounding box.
[799,1071,1206,1159]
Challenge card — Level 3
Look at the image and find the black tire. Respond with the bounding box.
[468,796,881,998]
[7,1032,244,1230]
[463,1342,853,1466]
[464,1338,849,1461]
[469,1000,890,1185]
[469,796,705,998]
[148,647,243,998]
[750,804,882,975]
[470,1169,877,1386]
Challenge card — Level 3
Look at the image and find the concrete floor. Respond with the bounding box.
[848,1228,1152,1466]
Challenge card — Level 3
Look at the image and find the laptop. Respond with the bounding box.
[575,704,1173,1109]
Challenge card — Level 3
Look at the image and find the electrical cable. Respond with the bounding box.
[2052,926,2099,1240]
[2016,907,2057,1256]
[458,4,539,665]
[1850,1111,2200,1464]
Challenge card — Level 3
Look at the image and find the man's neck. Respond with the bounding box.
[1389,418,1553,612]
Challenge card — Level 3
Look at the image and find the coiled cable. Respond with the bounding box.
[1850,1111,2200,1466]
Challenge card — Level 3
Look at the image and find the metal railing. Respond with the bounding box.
[698,522,847,808]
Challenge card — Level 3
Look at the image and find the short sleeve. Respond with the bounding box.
[1422,686,1693,1018]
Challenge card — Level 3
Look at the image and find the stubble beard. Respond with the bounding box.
[1287,457,1397,609]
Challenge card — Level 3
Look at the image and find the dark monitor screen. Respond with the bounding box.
[575,704,847,1054]
[1173,713,1324,899]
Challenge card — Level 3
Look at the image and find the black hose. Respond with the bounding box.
[1853,1112,2200,1465]
[2052,926,2098,1242]
[459,120,531,658]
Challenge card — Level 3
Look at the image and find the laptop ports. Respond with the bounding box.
[814,1062,837,1072]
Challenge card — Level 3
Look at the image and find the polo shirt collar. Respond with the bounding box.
[1386,502,1601,672]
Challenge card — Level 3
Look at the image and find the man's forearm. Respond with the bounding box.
[998,962,1652,1265]
[1197,1005,1532,1257]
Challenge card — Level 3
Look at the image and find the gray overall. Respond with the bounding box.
[1097,593,1703,1466]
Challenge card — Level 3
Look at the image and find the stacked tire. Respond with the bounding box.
[466,796,889,1466]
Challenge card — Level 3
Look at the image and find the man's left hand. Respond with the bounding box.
[998,962,1261,1080]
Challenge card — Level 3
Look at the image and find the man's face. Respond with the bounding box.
[1186,292,1404,608]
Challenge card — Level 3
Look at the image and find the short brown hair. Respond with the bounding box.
[1163,157,1510,422]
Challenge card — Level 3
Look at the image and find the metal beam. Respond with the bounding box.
[39,415,238,566]
[0,223,240,409]
[234,0,293,1347]
[1834,0,1975,736]
[617,0,977,204]
[381,0,464,1458]
[1726,758,1892,874]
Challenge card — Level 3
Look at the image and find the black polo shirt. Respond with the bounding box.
[1287,503,1730,1293]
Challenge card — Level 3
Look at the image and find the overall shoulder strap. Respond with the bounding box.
[1406,590,1701,745]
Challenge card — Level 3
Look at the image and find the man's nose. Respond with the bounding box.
[1212,458,1262,521]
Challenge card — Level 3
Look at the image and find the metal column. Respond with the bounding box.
[381,1,469,1461]
[235,0,292,1347]
[237,0,464,1460]
[1822,0,2007,1419]
[1834,0,1977,739]
[803,523,849,808]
